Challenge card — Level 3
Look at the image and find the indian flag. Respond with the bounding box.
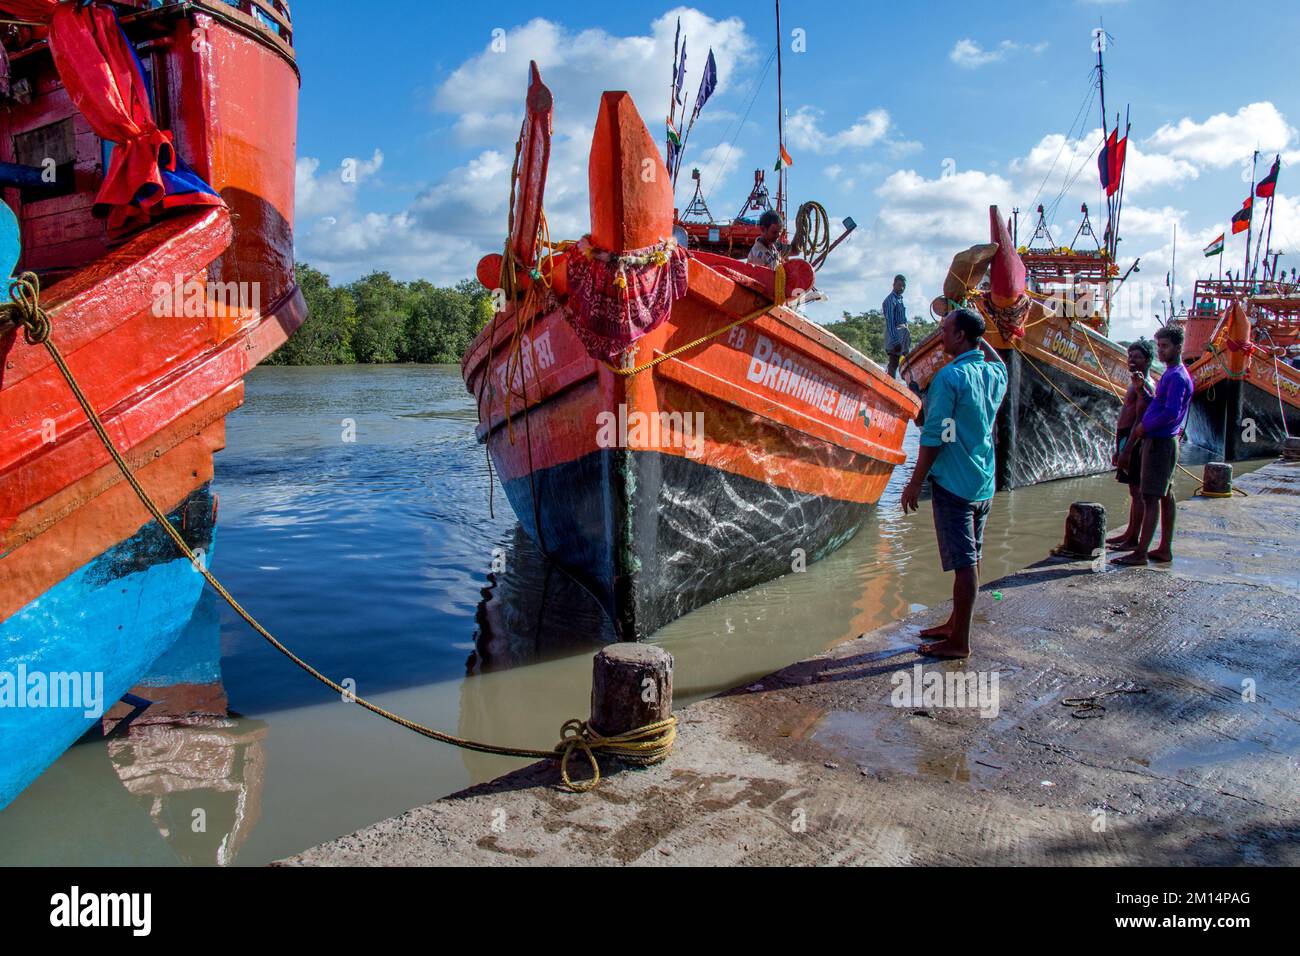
[1203,233,1224,257]
[774,144,793,171]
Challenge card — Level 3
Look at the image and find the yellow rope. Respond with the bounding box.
[4,273,675,792]
[605,263,786,377]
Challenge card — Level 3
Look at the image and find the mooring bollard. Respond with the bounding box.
[1202,461,1233,496]
[591,643,673,741]
[1284,437,1300,462]
[1054,501,1106,558]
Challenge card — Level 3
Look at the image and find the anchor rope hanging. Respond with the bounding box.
[3,272,675,793]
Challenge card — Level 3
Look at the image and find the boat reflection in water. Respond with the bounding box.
[100,589,268,867]
[468,525,615,674]
[0,585,268,866]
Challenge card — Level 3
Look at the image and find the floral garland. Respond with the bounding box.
[563,234,689,361]
[981,291,1031,339]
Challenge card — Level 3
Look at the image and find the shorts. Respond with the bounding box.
[1115,427,1143,487]
[930,478,992,572]
[1139,435,1178,498]
[886,331,911,357]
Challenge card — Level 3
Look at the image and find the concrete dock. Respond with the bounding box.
[280,461,1300,866]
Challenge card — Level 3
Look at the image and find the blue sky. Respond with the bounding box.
[289,0,1299,341]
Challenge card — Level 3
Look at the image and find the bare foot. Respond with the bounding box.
[1105,531,1134,546]
[1112,551,1149,566]
[918,638,970,659]
[919,619,954,639]
[1148,548,1173,563]
[1106,538,1138,551]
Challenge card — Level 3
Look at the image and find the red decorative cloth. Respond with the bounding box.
[563,236,689,362]
[980,291,1029,339]
[1,1,223,233]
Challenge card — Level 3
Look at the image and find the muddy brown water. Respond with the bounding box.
[0,364,1253,865]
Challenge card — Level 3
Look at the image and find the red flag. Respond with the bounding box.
[1256,156,1280,198]
[1231,196,1252,235]
[1109,135,1127,197]
[1098,129,1118,194]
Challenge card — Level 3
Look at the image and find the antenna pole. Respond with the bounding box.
[1245,150,1258,281]
[775,0,785,224]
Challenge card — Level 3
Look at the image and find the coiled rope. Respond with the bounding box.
[4,272,675,793]
[792,200,830,262]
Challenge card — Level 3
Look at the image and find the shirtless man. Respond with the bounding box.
[1106,340,1156,551]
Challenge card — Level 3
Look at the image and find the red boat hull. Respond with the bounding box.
[0,4,302,621]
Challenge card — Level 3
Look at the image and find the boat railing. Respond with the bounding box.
[192,0,294,55]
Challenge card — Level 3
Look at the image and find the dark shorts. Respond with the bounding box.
[930,479,991,573]
[1139,435,1178,498]
[1116,427,1143,487]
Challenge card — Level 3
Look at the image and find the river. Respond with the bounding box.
[0,364,1215,865]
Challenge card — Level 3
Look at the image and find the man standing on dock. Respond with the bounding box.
[1106,339,1156,551]
[900,308,1007,658]
[883,275,909,378]
[1114,326,1193,566]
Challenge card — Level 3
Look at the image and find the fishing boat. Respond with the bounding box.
[903,34,1141,490]
[462,63,918,641]
[1179,157,1300,460]
[0,0,301,808]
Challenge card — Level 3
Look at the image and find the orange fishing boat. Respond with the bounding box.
[0,0,300,807]
[1181,278,1300,459]
[904,36,1143,490]
[1178,154,1299,460]
[903,207,1137,490]
[463,65,918,641]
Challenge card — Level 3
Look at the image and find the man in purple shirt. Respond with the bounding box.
[1114,325,1193,566]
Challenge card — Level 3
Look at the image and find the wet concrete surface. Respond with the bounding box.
[280,461,1300,866]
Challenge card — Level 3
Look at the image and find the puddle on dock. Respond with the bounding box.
[0,365,1268,865]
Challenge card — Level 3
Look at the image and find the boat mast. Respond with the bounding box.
[1245,149,1258,282]
[1258,155,1278,281]
[775,0,786,225]
[1095,27,1110,237]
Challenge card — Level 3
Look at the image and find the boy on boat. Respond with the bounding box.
[883,275,909,378]
[901,307,1007,659]
[1106,339,1156,551]
[1114,326,1193,566]
[746,210,788,269]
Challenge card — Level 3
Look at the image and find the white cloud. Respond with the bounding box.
[1144,102,1297,169]
[949,38,1048,69]
[294,10,760,283]
[786,106,920,157]
[295,149,384,222]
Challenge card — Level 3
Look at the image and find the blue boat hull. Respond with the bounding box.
[0,486,216,809]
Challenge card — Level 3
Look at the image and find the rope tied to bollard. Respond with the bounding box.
[4,274,676,793]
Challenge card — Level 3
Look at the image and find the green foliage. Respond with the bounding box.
[823,309,941,363]
[265,263,357,365]
[270,265,495,366]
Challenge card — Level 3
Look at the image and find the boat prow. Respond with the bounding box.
[464,71,919,640]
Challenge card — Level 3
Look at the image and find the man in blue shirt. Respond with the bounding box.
[901,307,1007,658]
[1114,325,1194,566]
[883,275,909,378]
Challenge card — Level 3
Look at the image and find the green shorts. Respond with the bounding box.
[1139,435,1178,498]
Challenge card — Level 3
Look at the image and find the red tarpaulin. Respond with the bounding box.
[0,1,223,233]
